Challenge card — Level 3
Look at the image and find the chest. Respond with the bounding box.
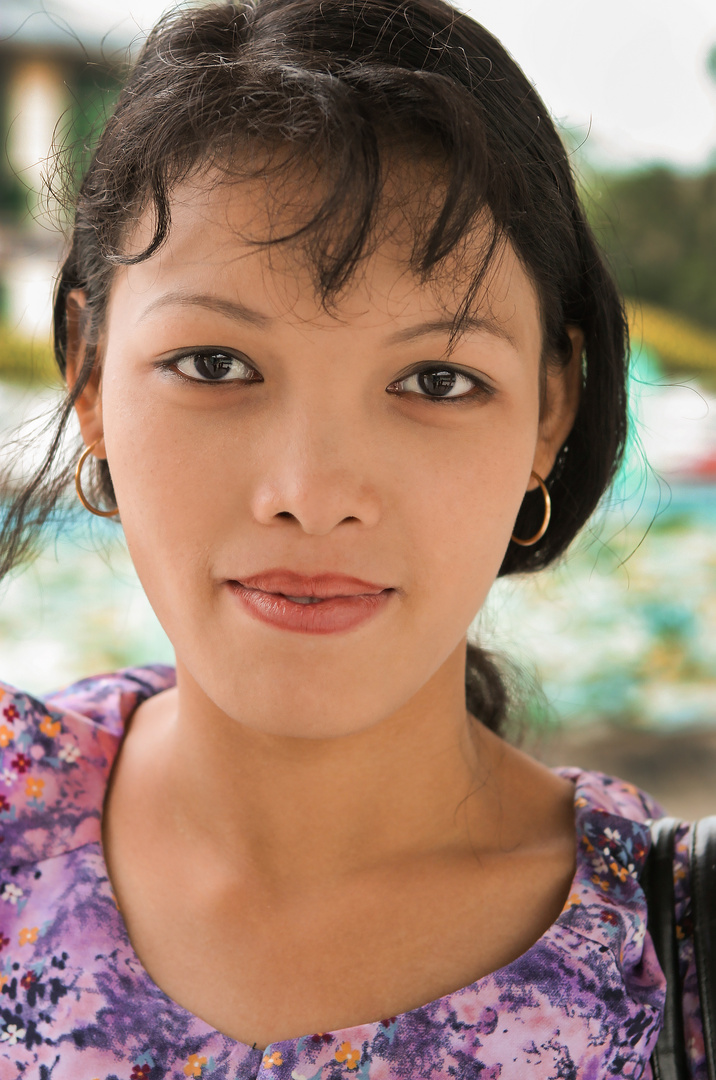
[106,840,576,1050]
[2,841,663,1080]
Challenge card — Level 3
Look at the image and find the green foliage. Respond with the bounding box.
[0,327,59,386]
[63,67,122,199]
[0,60,122,221]
[584,166,716,333]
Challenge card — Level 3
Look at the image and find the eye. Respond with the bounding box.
[169,351,261,383]
[387,367,492,401]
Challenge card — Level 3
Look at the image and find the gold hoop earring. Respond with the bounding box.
[75,438,119,518]
[510,471,551,547]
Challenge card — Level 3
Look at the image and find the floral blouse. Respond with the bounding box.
[0,665,706,1079]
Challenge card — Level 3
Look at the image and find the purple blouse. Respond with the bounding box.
[0,665,706,1079]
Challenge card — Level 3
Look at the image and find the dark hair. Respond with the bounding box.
[0,0,629,732]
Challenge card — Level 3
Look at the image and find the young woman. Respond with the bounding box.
[0,0,704,1076]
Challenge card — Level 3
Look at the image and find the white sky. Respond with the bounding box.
[52,0,716,169]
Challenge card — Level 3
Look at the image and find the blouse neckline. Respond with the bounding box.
[38,663,658,1062]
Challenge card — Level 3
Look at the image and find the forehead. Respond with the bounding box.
[114,167,541,339]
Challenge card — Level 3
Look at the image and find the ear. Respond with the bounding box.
[65,290,106,455]
[530,326,583,485]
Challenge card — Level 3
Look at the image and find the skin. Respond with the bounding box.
[66,169,583,1049]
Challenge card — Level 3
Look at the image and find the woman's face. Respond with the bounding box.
[69,172,579,738]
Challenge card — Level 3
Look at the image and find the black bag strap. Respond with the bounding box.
[644,816,690,1080]
[692,816,716,1080]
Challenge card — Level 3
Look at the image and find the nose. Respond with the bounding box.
[249,409,384,535]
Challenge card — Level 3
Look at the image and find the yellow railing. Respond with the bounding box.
[627,300,716,378]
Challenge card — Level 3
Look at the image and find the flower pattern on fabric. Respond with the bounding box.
[185,1053,209,1076]
[0,665,705,1079]
[334,1042,361,1069]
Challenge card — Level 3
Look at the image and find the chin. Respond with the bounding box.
[206,666,405,741]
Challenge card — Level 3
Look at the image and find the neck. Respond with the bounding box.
[117,642,500,887]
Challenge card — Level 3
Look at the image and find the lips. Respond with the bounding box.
[234,570,390,599]
[226,569,394,634]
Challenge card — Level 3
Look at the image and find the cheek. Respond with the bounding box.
[402,425,535,630]
[99,362,239,600]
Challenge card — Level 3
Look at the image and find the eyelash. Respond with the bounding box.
[157,352,495,403]
[387,366,495,403]
[158,352,260,385]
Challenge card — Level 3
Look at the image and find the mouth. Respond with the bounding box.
[226,570,395,634]
[231,569,391,599]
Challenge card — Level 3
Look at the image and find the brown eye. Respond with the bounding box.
[173,352,260,383]
[389,367,487,400]
[418,370,459,397]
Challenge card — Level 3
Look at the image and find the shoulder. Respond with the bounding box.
[554,765,666,824]
[555,767,664,916]
[553,767,662,962]
[0,665,175,867]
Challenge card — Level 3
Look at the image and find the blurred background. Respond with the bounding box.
[0,0,715,815]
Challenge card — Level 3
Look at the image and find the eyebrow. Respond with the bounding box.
[138,291,274,327]
[384,315,515,347]
[138,291,514,346]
